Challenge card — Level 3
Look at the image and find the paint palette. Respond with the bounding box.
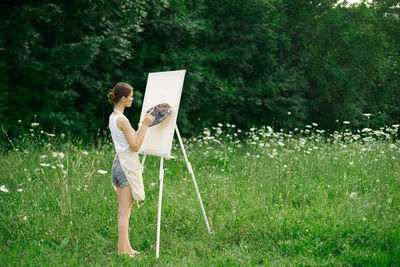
[145,103,171,127]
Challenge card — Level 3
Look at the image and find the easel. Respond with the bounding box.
[140,124,212,258]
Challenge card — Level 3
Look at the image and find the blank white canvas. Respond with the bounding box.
[138,70,186,157]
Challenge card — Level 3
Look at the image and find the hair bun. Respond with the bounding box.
[108,91,116,103]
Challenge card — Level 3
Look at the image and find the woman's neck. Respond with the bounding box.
[114,105,125,114]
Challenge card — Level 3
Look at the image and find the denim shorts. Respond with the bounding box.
[111,156,129,188]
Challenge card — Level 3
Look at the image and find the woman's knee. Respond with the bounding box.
[118,210,131,220]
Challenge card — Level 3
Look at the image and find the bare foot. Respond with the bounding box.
[118,249,140,257]
[128,248,140,255]
[126,244,140,255]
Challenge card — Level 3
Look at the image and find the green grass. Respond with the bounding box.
[1,125,400,266]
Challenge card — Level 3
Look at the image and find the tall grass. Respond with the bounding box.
[1,123,399,266]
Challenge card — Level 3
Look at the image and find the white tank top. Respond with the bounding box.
[109,112,131,153]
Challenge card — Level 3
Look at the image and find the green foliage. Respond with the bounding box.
[0,0,399,144]
[0,0,148,142]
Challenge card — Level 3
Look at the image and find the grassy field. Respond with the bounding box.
[1,124,399,266]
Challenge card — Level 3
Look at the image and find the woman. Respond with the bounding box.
[107,82,155,257]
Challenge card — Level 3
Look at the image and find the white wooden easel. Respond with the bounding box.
[140,124,211,258]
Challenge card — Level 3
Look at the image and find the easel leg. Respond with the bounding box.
[156,156,164,258]
[175,125,212,234]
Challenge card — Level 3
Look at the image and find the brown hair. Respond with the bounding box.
[108,82,133,104]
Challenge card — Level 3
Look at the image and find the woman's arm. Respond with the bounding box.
[117,115,154,152]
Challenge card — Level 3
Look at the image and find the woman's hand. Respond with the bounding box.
[142,114,155,126]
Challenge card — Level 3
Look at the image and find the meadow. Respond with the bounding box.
[1,123,399,266]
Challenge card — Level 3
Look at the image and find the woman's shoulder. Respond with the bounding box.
[116,114,128,121]
[116,115,131,129]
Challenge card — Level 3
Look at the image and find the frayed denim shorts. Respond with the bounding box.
[111,156,129,188]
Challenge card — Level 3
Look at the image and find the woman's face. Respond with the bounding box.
[122,91,134,107]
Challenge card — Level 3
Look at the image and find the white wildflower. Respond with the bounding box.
[288,111,291,115]
[306,125,312,129]
[23,216,27,221]
[278,141,285,147]
[349,161,354,166]
[97,170,108,175]
[392,124,400,128]
[218,123,223,127]
[343,121,350,124]
[40,163,51,167]
[363,113,372,118]
[31,123,39,127]
[52,152,65,158]
[312,122,318,127]
[17,188,23,192]
[0,185,9,193]
[40,155,47,159]
[349,192,357,198]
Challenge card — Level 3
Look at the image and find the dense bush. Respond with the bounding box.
[0,0,399,145]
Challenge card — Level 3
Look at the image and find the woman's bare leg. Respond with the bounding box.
[115,185,139,255]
